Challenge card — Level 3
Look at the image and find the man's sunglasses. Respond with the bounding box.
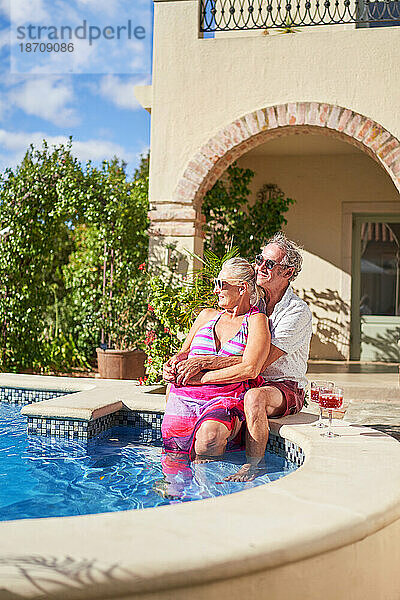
[254,255,291,270]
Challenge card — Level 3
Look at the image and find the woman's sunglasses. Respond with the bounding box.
[213,278,241,290]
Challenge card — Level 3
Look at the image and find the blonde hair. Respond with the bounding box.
[219,257,264,306]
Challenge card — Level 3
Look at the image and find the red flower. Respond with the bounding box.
[144,330,156,346]
[164,327,170,333]
[138,263,146,270]
[148,304,154,312]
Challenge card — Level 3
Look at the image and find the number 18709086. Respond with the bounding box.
[19,43,74,52]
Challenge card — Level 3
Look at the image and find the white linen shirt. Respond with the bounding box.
[257,286,312,389]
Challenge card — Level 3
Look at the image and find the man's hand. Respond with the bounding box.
[181,371,205,386]
[163,352,189,383]
[175,356,207,385]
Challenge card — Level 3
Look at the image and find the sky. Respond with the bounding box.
[0,0,153,177]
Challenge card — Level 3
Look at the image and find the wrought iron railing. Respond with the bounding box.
[199,0,400,31]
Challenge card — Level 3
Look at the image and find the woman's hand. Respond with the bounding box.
[162,309,217,384]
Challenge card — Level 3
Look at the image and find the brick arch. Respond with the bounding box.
[150,102,400,237]
[150,103,400,237]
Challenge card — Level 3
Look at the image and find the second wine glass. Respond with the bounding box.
[310,380,334,428]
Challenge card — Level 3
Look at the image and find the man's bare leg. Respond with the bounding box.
[225,386,285,482]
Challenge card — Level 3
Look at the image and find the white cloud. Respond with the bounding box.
[0,129,133,172]
[9,78,79,126]
[10,0,48,23]
[0,29,9,50]
[98,75,149,111]
[73,138,131,163]
[135,144,149,163]
[0,0,10,18]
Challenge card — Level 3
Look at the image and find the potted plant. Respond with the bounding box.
[96,265,150,380]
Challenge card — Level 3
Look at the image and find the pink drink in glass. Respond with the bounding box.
[319,393,343,410]
[320,387,344,438]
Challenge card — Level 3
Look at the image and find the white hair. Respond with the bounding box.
[220,257,264,306]
[263,231,303,282]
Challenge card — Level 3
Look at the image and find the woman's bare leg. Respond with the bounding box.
[193,420,232,463]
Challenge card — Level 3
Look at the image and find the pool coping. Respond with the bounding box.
[1,373,400,599]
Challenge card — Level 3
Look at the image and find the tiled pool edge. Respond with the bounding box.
[26,409,164,442]
[0,386,73,404]
[25,414,304,465]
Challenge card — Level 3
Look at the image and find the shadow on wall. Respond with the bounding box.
[361,327,400,362]
[296,288,350,360]
[0,555,133,598]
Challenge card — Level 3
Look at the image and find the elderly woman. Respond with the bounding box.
[161,257,270,463]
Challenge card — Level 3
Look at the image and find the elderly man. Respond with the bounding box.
[163,232,313,480]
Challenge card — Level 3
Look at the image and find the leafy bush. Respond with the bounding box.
[0,142,150,373]
[64,156,150,354]
[0,141,83,371]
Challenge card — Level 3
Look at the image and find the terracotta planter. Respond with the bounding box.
[96,348,146,380]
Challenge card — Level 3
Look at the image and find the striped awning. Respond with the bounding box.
[361,222,396,243]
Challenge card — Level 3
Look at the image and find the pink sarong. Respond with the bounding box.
[161,307,263,457]
[162,378,263,456]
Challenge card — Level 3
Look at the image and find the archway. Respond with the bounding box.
[151,102,400,361]
[172,102,400,210]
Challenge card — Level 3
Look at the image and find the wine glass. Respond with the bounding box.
[310,381,334,428]
[319,387,344,438]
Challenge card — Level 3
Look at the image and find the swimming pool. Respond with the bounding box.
[0,401,297,521]
[2,375,399,600]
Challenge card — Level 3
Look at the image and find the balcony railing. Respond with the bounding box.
[199,0,400,31]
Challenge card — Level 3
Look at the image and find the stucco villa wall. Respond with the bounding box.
[142,0,400,358]
[236,146,399,358]
[148,0,400,207]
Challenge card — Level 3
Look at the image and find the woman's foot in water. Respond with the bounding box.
[152,479,182,500]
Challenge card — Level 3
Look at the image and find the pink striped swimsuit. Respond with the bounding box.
[188,308,257,358]
[162,306,264,457]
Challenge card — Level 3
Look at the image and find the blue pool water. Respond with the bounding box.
[0,402,297,521]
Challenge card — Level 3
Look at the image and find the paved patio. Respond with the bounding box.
[307,361,400,441]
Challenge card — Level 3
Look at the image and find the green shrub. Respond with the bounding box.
[202,163,295,258]
[0,143,150,373]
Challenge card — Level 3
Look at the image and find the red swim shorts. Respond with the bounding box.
[261,379,305,418]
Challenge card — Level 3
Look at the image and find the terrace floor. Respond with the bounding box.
[306,360,400,441]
